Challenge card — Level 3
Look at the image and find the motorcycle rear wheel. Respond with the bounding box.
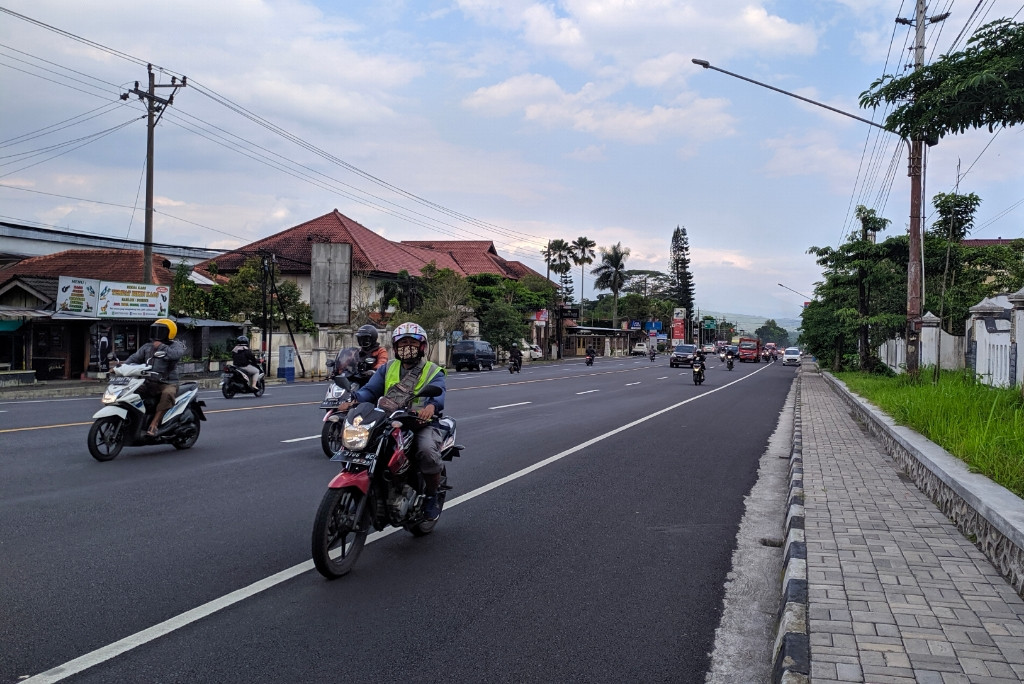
[221,385,236,399]
[408,466,447,537]
[312,489,368,579]
[321,420,343,458]
[88,416,125,461]
[172,413,201,450]
[253,378,265,398]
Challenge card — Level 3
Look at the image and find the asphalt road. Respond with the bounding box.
[1,356,797,683]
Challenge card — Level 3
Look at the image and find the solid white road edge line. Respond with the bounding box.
[23,363,773,684]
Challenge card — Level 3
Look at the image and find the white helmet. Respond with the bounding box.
[391,322,428,360]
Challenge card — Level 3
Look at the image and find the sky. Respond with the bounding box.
[1,1,1022,323]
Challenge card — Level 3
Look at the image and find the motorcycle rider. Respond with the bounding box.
[692,347,707,377]
[338,322,446,521]
[231,335,262,387]
[509,342,523,371]
[333,324,388,383]
[585,344,596,358]
[115,318,184,436]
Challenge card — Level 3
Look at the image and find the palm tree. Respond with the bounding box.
[590,242,630,328]
[571,236,597,323]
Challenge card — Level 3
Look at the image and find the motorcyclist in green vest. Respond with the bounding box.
[338,322,447,520]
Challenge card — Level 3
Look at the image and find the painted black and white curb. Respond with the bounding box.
[772,374,809,683]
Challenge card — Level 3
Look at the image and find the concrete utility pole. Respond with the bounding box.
[900,0,947,376]
[123,64,186,284]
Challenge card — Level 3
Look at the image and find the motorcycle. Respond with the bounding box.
[726,354,735,371]
[649,349,656,362]
[220,360,266,398]
[88,364,206,461]
[311,381,463,579]
[320,348,372,458]
[692,358,706,385]
[508,356,522,374]
[585,354,594,367]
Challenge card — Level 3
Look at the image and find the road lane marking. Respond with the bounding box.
[489,402,532,410]
[575,389,599,395]
[21,362,773,684]
[656,376,668,380]
[625,382,641,386]
[281,435,319,443]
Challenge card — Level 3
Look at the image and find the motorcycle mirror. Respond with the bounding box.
[326,360,335,368]
[416,384,443,399]
[332,375,352,390]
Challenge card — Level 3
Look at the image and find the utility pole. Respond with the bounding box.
[900,0,947,376]
[122,64,186,284]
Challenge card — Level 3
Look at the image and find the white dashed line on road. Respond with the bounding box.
[576,390,599,395]
[489,402,532,410]
[625,382,641,386]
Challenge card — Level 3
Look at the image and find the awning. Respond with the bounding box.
[0,306,50,319]
[0,320,23,332]
[50,312,101,321]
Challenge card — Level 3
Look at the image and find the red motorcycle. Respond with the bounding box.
[311,382,463,579]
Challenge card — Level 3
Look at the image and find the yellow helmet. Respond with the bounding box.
[150,318,177,342]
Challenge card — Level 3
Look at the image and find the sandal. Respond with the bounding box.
[146,427,158,437]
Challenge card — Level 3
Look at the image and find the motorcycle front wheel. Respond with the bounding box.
[321,420,343,458]
[88,416,125,461]
[312,488,368,579]
[253,378,265,398]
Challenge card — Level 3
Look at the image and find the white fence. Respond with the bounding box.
[877,289,1024,389]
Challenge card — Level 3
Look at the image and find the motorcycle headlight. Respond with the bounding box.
[342,423,370,450]
[102,387,126,404]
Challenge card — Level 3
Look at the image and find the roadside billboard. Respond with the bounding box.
[57,276,170,318]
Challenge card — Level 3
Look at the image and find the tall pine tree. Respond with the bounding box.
[668,226,696,330]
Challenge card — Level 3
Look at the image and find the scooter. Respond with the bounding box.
[220,360,266,398]
[88,364,206,461]
[508,356,521,374]
[649,349,656,362]
[726,354,735,371]
[585,354,594,367]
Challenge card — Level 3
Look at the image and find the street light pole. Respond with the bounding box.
[777,283,813,301]
[693,57,925,374]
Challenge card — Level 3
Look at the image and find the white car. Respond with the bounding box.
[782,347,801,365]
[525,344,543,360]
[632,343,650,356]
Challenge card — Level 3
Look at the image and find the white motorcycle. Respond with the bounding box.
[88,364,207,461]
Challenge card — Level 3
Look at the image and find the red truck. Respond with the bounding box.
[738,336,761,363]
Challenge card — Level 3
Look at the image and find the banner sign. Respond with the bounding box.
[57,276,169,318]
[532,310,549,321]
[672,321,686,339]
[673,307,686,320]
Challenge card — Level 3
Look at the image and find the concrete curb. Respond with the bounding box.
[772,368,809,684]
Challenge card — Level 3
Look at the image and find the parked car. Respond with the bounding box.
[670,343,697,368]
[524,343,543,360]
[631,342,650,356]
[782,347,801,366]
[451,340,496,371]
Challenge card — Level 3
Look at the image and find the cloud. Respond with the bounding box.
[761,130,862,191]
[565,144,605,161]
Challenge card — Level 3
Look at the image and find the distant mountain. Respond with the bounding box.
[700,311,802,337]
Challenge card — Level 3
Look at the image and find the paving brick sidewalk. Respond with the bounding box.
[800,370,1024,683]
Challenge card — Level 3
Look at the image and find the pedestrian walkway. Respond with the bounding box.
[799,369,1024,683]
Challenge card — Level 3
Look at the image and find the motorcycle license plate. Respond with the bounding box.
[320,398,341,408]
[109,377,130,386]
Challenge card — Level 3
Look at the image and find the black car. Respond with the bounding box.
[451,340,496,371]
[670,343,697,368]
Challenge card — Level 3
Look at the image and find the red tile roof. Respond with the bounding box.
[401,240,543,280]
[199,210,544,280]
[0,249,178,284]
[962,238,1021,248]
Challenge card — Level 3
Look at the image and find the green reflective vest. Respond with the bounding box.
[383,359,444,406]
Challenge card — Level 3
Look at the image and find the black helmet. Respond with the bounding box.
[355,325,378,350]
[236,335,249,345]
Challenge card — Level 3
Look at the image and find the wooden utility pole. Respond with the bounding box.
[123,65,186,284]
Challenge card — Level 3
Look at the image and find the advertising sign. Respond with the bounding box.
[56,276,99,314]
[673,307,686,320]
[98,281,170,318]
[672,321,686,340]
[57,276,169,318]
[629,320,641,330]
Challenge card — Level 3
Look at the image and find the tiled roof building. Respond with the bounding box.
[199,210,542,280]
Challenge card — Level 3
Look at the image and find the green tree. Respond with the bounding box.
[571,236,597,322]
[860,19,1024,141]
[590,242,630,329]
[479,301,530,354]
[754,319,790,348]
[168,261,209,320]
[667,226,696,332]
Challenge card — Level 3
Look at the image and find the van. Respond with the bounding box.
[451,340,496,372]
